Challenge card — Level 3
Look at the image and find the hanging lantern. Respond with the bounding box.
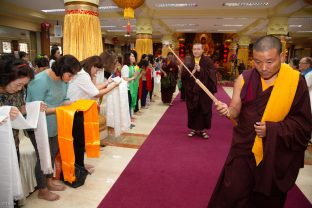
[112,0,145,34]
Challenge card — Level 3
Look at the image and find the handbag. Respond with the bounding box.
[61,164,90,188]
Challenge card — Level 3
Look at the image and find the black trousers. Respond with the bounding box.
[73,112,85,167]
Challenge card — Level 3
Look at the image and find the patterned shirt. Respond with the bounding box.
[0,89,26,148]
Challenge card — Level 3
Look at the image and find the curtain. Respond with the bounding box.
[63,8,103,61]
[136,38,153,62]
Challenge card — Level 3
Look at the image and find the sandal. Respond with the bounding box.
[188,130,196,137]
[201,131,209,139]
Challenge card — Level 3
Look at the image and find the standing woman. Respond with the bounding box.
[67,55,119,172]
[160,52,179,105]
[0,57,34,207]
[26,55,80,201]
[49,46,61,68]
[0,58,34,160]
[121,51,138,117]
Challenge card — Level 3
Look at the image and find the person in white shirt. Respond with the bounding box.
[67,55,119,173]
[121,51,138,118]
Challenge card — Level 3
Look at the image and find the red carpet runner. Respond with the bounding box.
[98,86,312,208]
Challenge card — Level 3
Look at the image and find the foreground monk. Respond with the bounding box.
[209,35,312,207]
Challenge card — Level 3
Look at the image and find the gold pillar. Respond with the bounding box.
[136,17,153,62]
[227,42,238,78]
[267,17,288,62]
[237,36,251,68]
[63,0,103,61]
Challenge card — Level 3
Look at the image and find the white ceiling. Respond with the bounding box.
[1,0,312,43]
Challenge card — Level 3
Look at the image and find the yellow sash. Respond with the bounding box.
[56,100,100,183]
[252,64,300,165]
[195,57,201,64]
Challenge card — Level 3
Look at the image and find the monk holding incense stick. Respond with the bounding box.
[209,35,312,207]
[181,42,217,139]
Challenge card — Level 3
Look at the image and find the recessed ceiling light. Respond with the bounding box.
[99,6,118,10]
[289,25,302,28]
[171,23,199,27]
[222,24,243,27]
[101,26,117,28]
[41,5,117,13]
[176,29,199,32]
[217,29,237,32]
[222,2,269,7]
[107,29,126,32]
[41,9,65,13]
[155,3,198,8]
[297,31,312,33]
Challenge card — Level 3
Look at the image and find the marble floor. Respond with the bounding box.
[22,87,312,207]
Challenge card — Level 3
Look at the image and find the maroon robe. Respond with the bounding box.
[161,60,179,103]
[208,68,312,208]
[181,55,217,130]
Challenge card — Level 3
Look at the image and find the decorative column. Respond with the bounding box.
[63,0,103,61]
[161,34,174,58]
[267,17,288,62]
[237,35,251,68]
[136,17,153,62]
[227,41,238,78]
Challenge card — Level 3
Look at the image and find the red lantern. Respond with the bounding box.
[127,20,131,34]
[41,22,50,32]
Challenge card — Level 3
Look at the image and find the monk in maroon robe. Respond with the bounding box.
[210,36,312,207]
[181,43,217,139]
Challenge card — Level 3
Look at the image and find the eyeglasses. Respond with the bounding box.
[299,62,308,64]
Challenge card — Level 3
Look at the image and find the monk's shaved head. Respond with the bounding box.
[253,35,282,54]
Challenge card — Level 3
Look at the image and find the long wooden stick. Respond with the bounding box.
[166,45,218,103]
[166,45,237,125]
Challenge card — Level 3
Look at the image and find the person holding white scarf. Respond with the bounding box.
[0,57,36,208]
[26,55,80,201]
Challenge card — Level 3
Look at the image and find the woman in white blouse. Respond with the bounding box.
[67,55,119,173]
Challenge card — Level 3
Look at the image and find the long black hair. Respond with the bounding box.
[50,46,60,61]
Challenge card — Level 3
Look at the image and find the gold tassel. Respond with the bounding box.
[124,7,134,19]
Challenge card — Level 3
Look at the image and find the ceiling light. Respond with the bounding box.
[297,31,312,33]
[101,26,117,28]
[222,2,269,7]
[99,6,118,10]
[171,23,199,27]
[155,3,198,8]
[41,5,118,13]
[41,9,65,13]
[289,25,302,28]
[222,24,243,27]
[107,29,126,32]
[217,29,237,32]
[176,29,199,32]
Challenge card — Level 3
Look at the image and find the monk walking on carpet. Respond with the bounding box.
[181,43,217,139]
[209,35,312,207]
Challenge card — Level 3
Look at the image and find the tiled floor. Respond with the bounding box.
[22,87,312,207]
[23,92,173,207]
